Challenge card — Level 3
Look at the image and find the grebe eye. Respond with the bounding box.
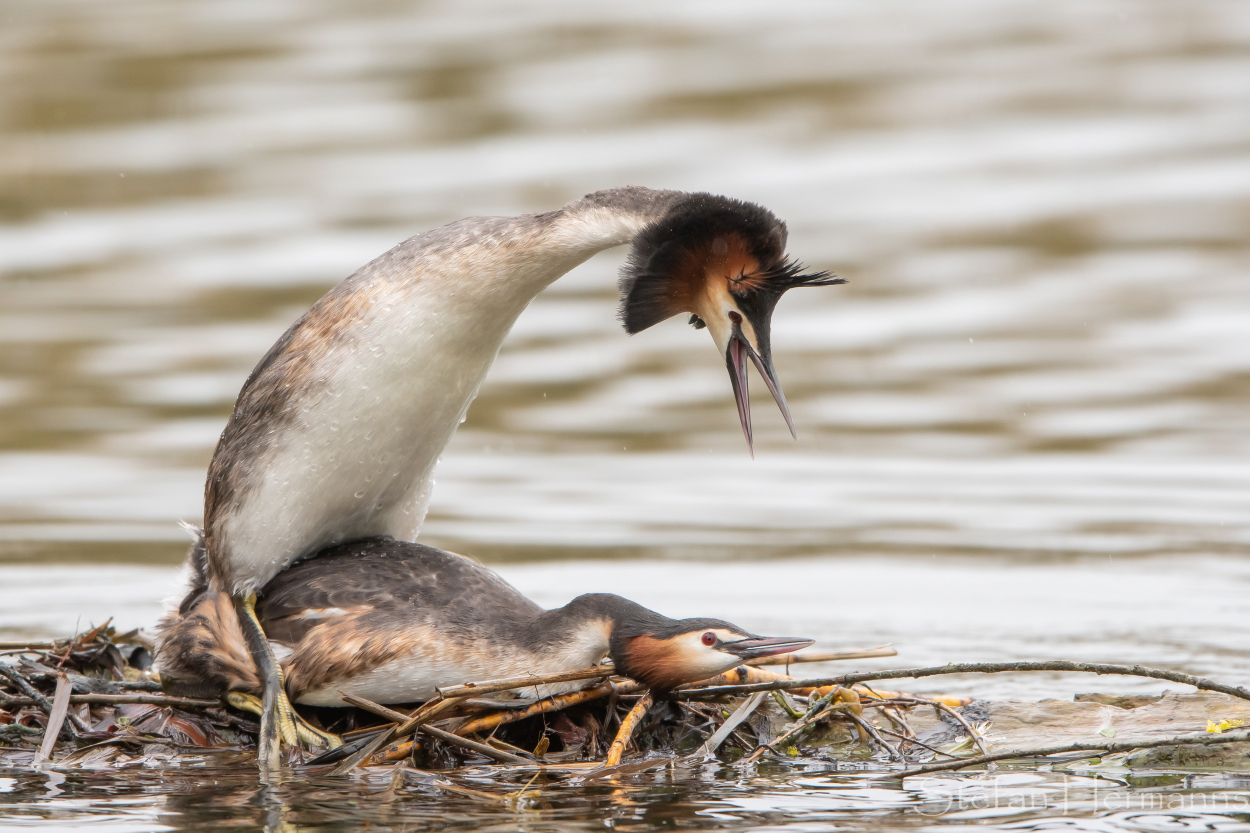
[701,632,717,647]
[728,311,742,324]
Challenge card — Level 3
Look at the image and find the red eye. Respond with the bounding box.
[728,311,742,324]
[701,632,717,647]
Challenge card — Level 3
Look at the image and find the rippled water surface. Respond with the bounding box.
[2,0,1249,829]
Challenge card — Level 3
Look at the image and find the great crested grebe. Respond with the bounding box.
[186,187,841,765]
[158,535,811,710]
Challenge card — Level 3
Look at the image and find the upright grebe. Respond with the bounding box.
[190,187,841,764]
[159,537,811,714]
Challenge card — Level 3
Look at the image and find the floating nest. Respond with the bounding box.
[4,624,1250,780]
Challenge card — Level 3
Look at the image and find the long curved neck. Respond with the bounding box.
[404,187,682,323]
[204,189,683,595]
[523,593,673,657]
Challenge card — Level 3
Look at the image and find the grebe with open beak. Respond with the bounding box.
[184,187,841,764]
[158,535,811,717]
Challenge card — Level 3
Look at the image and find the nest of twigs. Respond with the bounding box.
[5,625,1250,779]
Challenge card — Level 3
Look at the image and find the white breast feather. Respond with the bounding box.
[220,210,649,595]
[295,620,613,707]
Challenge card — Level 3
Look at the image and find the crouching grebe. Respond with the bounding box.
[157,535,811,721]
[189,187,841,765]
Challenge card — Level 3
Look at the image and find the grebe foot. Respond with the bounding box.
[226,692,342,750]
[234,593,300,766]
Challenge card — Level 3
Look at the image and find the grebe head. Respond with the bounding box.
[609,613,813,691]
[618,193,844,453]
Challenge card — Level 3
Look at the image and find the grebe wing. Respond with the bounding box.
[256,537,542,645]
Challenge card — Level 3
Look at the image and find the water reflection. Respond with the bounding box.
[3,760,1250,832]
[2,0,1249,828]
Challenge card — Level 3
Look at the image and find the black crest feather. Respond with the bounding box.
[617,192,840,333]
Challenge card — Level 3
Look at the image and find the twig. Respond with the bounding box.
[876,727,961,761]
[437,666,613,699]
[0,664,90,736]
[844,711,902,761]
[674,661,1250,703]
[605,692,653,767]
[742,699,860,764]
[678,665,796,690]
[34,675,73,764]
[485,736,536,759]
[331,696,465,774]
[339,692,533,766]
[0,641,68,651]
[900,729,1250,777]
[419,723,532,765]
[340,692,409,724]
[697,691,767,758]
[369,739,418,764]
[927,699,989,757]
[461,697,538,711]
[1,693,219,709]
[602,681,622,742]
[457,681,644,737]
[430,654,845,699]
[875,693,990,756]
[878,705,914,738]
[749,645,897,667]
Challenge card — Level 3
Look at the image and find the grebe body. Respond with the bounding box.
[158,535,811,707]
[209,208,643,597]
[205,188,839,598]
[188,186,839,763]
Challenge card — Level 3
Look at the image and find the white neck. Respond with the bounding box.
[214,188,678,594]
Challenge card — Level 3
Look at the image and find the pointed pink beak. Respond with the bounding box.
[725,333,796,456]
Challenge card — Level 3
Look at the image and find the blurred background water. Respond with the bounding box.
[1,2,1250,825]
[3,0,1250,672]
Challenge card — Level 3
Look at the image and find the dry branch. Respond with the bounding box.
[742,690,863,765]
[456,681,644,737]
[698,691,768,757]
[419,723,532,765]
[605,692,653,767]
[0,664,90,736]
[876,726,960,760]
[921,697,989,756]
[676,661,1250,702]
[437,667,613,699]
[2,693,219,709]
[340,692,533,766]
[845,711,902,761]
[331,696,465,774]
[748,645,896,667]
[900,729,1250,777]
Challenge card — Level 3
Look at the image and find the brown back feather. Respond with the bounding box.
[155,590,261,699]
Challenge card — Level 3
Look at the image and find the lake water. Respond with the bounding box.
[2,0,1249,829]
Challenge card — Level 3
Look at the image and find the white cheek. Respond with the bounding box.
[705,317,731,357]
[696,652,741,678]
[677,637,744,681]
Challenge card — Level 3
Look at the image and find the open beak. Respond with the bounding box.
[725,332,797,457]
[722,636,814,661]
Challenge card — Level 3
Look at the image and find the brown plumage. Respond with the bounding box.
[170,187,834,761]
[156,532,811,706]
